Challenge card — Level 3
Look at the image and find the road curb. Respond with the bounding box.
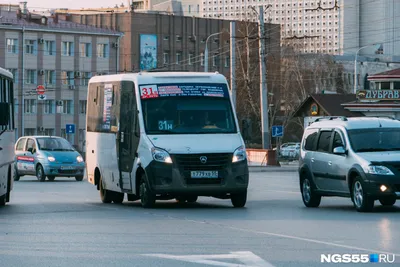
[249,166,298,172]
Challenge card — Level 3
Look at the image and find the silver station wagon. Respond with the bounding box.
[14,136,85,182]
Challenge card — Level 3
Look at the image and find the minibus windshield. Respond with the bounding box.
[140,83,237,135]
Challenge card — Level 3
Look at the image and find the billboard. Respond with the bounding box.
[140,34,157,71]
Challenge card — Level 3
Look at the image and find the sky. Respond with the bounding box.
[1,0,128,10]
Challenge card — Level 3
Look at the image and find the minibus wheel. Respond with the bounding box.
[99,176,113,203]
[231,191,247,208]
[139,174,155,208]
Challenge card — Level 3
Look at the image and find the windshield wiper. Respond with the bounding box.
[356,148,392,152]
[150,130,176,134]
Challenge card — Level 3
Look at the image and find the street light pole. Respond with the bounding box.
[204,31,224,72]
[354,43,380,94]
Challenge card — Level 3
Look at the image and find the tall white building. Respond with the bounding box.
[201,0,400,58]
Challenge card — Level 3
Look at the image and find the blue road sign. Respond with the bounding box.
[66,124,75,134]
[272,125,283,137]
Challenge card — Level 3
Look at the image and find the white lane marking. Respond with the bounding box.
[142,251,275,267]
[225,226,400,257]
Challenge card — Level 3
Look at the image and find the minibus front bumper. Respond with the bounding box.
[144,157,249,196]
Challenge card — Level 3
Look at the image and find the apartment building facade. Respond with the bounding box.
[201,0,400,59]
[59,10,280,79]
[0,4,122,151]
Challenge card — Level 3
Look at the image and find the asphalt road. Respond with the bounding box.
[1,171,400,267]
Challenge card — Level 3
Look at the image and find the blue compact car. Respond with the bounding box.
[14,136,85,182]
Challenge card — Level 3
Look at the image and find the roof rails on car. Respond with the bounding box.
[314,116,348,122]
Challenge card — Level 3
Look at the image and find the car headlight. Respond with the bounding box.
[367,165,394,175]
[47,156,55,162]
[232,146,246,163]
[151,147,172,164]
[77,156,84,163]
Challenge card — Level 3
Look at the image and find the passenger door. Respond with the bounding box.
[21,138,37,175]
[118,81,140,191]
[15,138,27,174]
[327,130,350,193]
[311,130,334,191]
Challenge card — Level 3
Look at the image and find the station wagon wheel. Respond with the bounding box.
[352,177,374,212]
[300,175,321,208]
[36,165,46,182]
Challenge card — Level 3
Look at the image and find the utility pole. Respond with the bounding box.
[230,21,236,108]
[258,6,269,149]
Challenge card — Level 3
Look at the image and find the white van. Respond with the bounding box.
[85,72,249,208]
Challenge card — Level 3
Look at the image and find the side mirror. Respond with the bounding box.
[333,146,346,155]
[0,102,10,126]
[27,147,34,154]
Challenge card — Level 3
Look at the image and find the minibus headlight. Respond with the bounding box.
[232,146,246,163]
[151,147,172,164]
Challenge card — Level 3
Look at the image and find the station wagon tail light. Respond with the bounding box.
[367,165,394,175]
[151,147,172,164]
[47,156,55,162]
[77,156,84,163]
[232,146,246,163]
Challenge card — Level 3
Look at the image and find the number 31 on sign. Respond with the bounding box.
[140,85,159,99]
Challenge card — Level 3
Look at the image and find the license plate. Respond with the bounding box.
[61,166,74,170]
[190,171,218,178]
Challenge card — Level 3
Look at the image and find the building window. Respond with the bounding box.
[380,82,390,90]
[25,70,37,84]
[14,98,18,114]
[61,71,75,86]
[97,43,109,58]
[61,100,73,114]
[44,128,55,136]
[224,55,230,67]
[79,100,87,114]
[6,38,18,54]
[81,72,92,86]
[7,69,18,84]
[62,41,74,56]
[80,43,92,57]
[44,70,56,85]
[212,53,219,67]
[163,52,169,64]
[24,128,36,136]
[44,40,55,56]
[79,129,85,147]
[24,99,36,114]
[176,52,182,64]
[44,100,55,114]
[61,128,67,139]
[188,53,194,65]
[25,39,36,54]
